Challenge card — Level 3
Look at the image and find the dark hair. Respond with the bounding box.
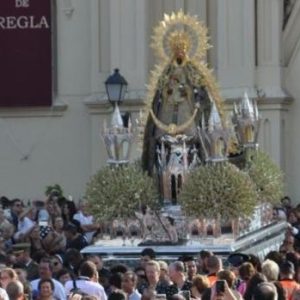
[243,272,267,300]
[199,250,213,259]
[108,291,126,300]
[11,198,22,206]
[64,223,78,235]
[109,272,123,289]
[123,271,138,284]
[55,268,71,279]
[65,248,83,263]
[40,258,53,272]
[265,251,284,267]
[170,295,185,300]
[110,264,128,274]
[141,248,156,259]
[79,261,97,279]
[181,255,194,262]
[280,260,295,275]
[38,278,55,291]
[248,254,262,272]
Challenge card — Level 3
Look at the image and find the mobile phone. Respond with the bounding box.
[216,280,225,294]
[179,290,190,300]
[39,221,48,227]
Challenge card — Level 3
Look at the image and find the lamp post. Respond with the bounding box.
[103,69,133,165]
[105,68,128,105]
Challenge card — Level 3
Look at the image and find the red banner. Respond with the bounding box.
[0,0,52,107]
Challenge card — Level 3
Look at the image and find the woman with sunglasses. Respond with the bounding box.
[50,255,64,278]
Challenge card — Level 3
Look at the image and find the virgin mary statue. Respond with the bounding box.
[141,11,225,202]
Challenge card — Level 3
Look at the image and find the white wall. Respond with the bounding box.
[0,0,298,202]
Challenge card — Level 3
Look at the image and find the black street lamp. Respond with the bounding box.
[105,68,128,105]
[103,69,132,165]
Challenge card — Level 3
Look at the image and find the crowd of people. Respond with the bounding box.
[0,194,299,300]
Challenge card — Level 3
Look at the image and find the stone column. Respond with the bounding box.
[256,0,286,97]
[208,0,256,99]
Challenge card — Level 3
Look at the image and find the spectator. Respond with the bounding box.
[190,274,209,299]
[139,260,167,295]
[29,226,45,257]
[279,260,300,300]
[166,261,192,299]
[52,217,66,249]
[73,199,100,244]
[8,199,24,229]
[13,207,35,242]
[0,207,14,246]
[55,268,72,286]
[182,256,197,281]
[134,266,147,293]
[87,254,111,291]
[122,271,141,300]
[265,251,285,267]
[14,268,32,300]
[30,258,67,300]
[217,270,243,300]
[206,256,222,286]
[248,254,262,273]
[109,272,123,293]
[64,249,84,277]
[252,281,278,300]
[243,272,267,300]
[262,259,280,282]
[197,250,213,275]
[38,278,55,300]
[140,248,156,269]
[6,280,24,300]
[108,290,126,300]
[50,255,64,278]
[157,260,172,287]
[65,261,107,300]
[0,267,18,289]
[237,262,255,296]
[61,201,77,226]
[13,242,39,281]
[64,223,88,251]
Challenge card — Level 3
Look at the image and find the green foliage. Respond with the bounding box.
[245,149,284,205]
[45,184,64,197]
[85,164,160,221]
[179,162,257,220]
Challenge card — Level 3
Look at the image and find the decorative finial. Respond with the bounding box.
[111,104,124,128]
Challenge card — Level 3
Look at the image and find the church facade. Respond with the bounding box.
[0,0,299,202]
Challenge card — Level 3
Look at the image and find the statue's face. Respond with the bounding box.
[174,47,186,65]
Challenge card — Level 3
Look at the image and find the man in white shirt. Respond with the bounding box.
[122,271,141,300]
[65,261,107,300]
[30,258,67,300]
[73,199,100,244]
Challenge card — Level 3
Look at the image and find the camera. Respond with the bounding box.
[216,280,225,295]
